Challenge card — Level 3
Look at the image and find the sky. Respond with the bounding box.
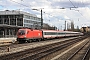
[0,0,90,30]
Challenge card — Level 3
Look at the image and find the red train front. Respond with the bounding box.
[17,28,43,43]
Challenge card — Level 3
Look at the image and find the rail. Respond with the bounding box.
[82,44,90,60]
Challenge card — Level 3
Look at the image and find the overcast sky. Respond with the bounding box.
[0,0,90,30]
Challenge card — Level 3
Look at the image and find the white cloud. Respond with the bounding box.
[64,15,70,19]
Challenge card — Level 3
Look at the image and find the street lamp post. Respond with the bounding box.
[32,9,43,29]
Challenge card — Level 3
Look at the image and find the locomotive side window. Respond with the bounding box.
[18,30,26,35]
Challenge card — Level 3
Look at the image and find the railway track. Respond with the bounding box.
[67,39,90,60]
[0,36,82,54]
[0,36,87,60]
[50,36,90,60]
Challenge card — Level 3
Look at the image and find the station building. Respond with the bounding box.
[0,10,41,38]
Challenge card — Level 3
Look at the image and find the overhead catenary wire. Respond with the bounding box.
[68,0,88,21]
[69,0,77,8]
[10,0,31,8]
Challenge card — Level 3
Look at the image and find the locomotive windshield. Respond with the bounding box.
[18,30,26,35]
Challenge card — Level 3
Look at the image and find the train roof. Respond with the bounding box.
[18,28,81,33]
[64,31,81,33]
[42,29,64,32]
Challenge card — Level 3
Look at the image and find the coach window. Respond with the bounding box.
[44,32,55,35]
[49,32,52,35]
[44,32,49,35]
[51,32,55,35]
[44,32,47,35]
[60,33,65,35]
[58,33,61,35]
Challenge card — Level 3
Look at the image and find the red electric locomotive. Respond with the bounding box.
[17,28,43,43]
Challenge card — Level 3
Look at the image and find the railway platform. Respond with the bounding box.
[0,38,16,46]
